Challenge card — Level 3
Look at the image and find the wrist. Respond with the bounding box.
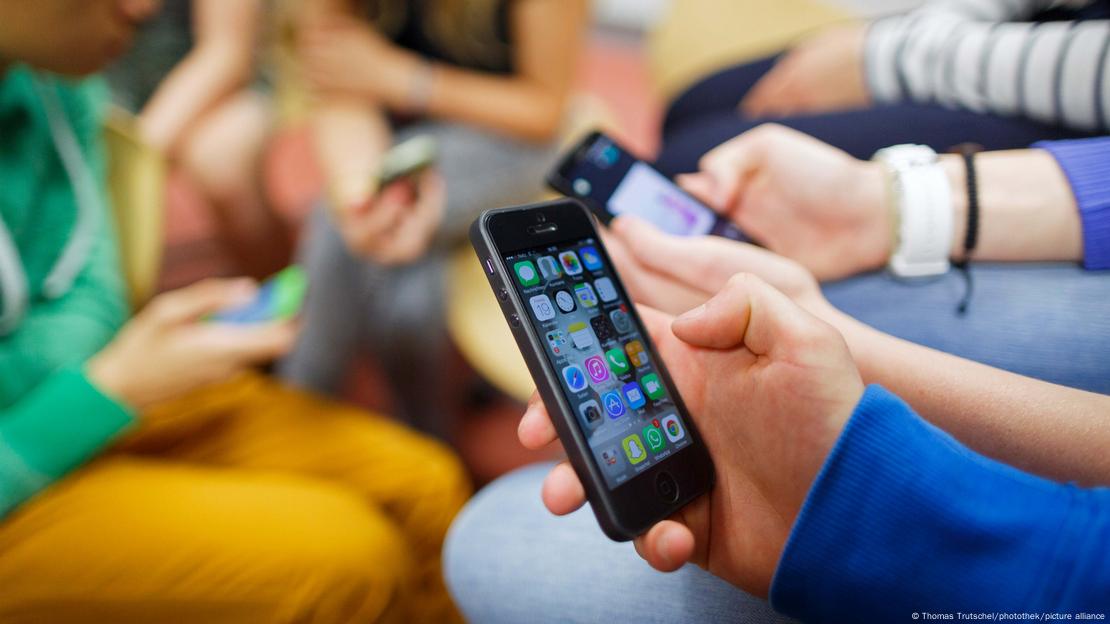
[874,144,953,277]
[86,352,139,409]
[940,155,968,259]
[404,58,437,115]
[851,161,894,270]
[819,307,880,383]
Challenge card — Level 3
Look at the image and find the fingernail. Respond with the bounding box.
[676,304,706,322]
[231,278,257,294]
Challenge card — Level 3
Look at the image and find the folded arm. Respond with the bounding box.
[138,0,262,154]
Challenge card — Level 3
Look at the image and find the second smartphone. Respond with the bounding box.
[547,130,750,242]
[471,199,715,541]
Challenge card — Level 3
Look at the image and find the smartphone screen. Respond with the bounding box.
[552,134,748,241]
[209,265,307,324]
[504,236,693,489]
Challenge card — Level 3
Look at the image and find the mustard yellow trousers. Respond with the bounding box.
[0,373,471,623]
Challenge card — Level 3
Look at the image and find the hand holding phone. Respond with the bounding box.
[471,199,716,540]
[377,135,438,188]
[90,279,298,408]
[518,262,865,597]
[547,131,751,243]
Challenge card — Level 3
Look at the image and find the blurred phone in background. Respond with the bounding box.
[209,265,308,324]
[546,131,750,242]
[378,135,438,187]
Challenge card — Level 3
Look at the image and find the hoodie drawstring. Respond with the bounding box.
[0,75,100,336]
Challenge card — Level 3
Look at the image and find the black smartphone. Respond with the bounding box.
[547,130,750,242]
[471,199,715,541]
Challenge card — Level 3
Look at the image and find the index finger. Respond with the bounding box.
[611,217,755,296]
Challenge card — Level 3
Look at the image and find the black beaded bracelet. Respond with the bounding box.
[950,143,983,315]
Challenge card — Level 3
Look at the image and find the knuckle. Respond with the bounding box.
[725,271,761,293]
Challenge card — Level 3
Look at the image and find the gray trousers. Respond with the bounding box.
[278,122,555,438]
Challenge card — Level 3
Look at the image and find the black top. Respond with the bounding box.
[376,0,515,74]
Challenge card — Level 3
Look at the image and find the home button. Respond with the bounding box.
[656,471,679,503]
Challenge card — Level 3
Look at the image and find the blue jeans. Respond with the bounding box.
[655,57,1097,175]
[444,464,795,624]
[824,264,1110,394]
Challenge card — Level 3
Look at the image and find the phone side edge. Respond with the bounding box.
[469,206,641,541]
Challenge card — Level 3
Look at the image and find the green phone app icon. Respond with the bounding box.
[514,260,540,286]
[605,347,630,375]
[641,373,666,400]
[642,425,666,453]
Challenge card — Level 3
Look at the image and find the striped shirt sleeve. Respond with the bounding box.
[865,0,1110,132]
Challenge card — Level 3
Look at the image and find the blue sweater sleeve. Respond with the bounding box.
[1033,137,1110,271]
[769,385,1110,621]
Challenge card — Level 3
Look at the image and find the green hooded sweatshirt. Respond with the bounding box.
[0,66,134,517]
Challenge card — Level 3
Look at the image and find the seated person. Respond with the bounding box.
[279,0,587,438]
[106,0,292,278]
[656,0,1110,175]
[0,2,467,621]
[444,222,1110,622]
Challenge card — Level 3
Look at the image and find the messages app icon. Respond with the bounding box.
[514,260,540,286]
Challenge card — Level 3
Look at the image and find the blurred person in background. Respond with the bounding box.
[106,0,293,279]
[0,1,468,621]
[655,0,1110,175]
[278,0,588,439]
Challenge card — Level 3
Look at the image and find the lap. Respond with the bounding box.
[0,456,410,623]
[121,372,471,536]
[444,464,793,624]
[823,263,1110,393]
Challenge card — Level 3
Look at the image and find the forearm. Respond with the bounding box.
[0,368,133,518]
[941,149,1083,262]
[310,97,391,206]
[423,66,566,142]
[829,308,1110,485]
[139,43,254,153]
